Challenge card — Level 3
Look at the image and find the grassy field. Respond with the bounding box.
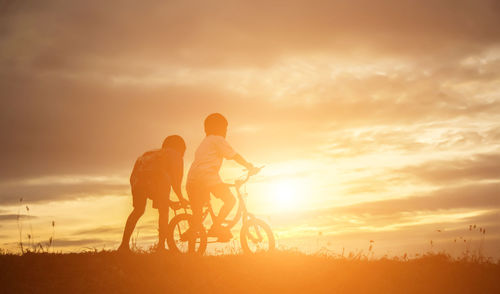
[1,251,499,293]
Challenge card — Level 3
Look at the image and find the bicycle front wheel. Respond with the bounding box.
[166,213,207,255]
[240,218,275,254]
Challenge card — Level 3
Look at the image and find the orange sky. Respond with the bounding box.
[1,0,499,257]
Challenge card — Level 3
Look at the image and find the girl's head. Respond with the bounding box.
[204,113,228,138]
[162,135,186,156]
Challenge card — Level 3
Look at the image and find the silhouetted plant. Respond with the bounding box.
[17,197,24,254]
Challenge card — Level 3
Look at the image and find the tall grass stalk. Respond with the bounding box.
[17,197,24,255]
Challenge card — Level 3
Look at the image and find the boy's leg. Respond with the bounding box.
[211,184,236,229]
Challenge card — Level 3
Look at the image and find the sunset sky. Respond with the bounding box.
[1,0,499,257]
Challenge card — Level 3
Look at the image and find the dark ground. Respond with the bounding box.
[0,251,499,293]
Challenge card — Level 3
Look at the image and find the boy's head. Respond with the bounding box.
[162,135,186,156]
[204,113,228,138]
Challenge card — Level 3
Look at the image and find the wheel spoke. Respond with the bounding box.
[253,224,264,242]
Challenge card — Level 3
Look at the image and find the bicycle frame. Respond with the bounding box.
[167,168,274,253]
[200,172,257,234]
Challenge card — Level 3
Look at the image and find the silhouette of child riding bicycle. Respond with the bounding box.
[119,113,275,254]
[168,166,274,254]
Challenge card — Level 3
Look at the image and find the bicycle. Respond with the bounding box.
[166,168,275,254]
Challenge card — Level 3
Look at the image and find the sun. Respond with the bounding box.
[272,180,301,211]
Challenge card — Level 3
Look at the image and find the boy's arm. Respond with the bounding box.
[231,153,255,171]
[217,137,254,170]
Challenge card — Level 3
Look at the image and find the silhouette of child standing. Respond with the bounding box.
[119,135,189,251]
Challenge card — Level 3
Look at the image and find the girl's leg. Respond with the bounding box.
[119,206,145,250]
[186,182,208,234]
[158,205,169,249]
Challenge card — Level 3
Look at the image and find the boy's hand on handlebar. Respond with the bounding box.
[244,162,255,171]
[247,165,262,176]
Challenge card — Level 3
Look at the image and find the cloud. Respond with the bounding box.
[1,1,500,184]
[0,178,128,205]
[461,210,500,229]
[0,214,36,221]
[73,226,122,236]
[2,64,499,182]
[2,0,500,73]
[271,181,500,230]
[0,75,237,179]
[397,153,500,185]
[336,182,500,215]
[47,237,109,248]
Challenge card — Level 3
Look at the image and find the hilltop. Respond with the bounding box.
[0,251,498,293]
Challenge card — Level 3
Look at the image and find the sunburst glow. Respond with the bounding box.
[272,180,302,211]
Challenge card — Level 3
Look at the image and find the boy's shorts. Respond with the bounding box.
[186,181,234,209]
[131,174,170,210]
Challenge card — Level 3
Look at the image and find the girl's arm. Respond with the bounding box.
[170,153,189,206]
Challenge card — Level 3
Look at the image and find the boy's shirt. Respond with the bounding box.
[130,148,183,193]
[187,135,236,187]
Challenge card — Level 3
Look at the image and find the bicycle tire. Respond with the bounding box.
[166,213,207,255]
[240,218,275,254]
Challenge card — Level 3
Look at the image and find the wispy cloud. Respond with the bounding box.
[396,153,500,185]
[0,214,37,221]
[73,225,122,236]
[0,175,128,205]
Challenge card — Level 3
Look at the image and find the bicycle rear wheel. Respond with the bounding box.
[166,213,207,255]
[240,218,275,254]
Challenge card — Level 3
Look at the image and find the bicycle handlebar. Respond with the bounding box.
[229,166,264,188]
